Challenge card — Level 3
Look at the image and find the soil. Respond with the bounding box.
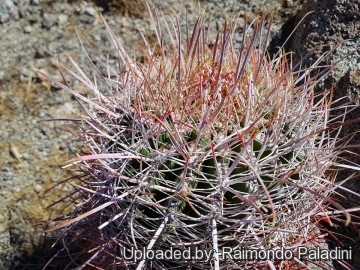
[0,0,359,269]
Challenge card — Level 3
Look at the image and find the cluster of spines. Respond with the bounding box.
[40,7,360,270]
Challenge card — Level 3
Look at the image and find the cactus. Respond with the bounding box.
[41,7,359,270]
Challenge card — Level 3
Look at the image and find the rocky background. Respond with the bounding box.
[291,1,360,269]
[0,0,359,269]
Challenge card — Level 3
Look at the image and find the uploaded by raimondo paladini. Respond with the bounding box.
[121,246,352,263]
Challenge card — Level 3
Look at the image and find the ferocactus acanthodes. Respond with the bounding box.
[41,5,360,270]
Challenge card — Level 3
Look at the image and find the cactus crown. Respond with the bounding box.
[41,6,359,270]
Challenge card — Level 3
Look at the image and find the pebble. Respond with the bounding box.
[42,13,56,29]
[85,6,96,17]
[0,0,19,23]
[93,34,101,42]
[58,14,68,24]
[286,0,294,7]
[24,25,32,33]
[34,47,45,58]
[21,152,30,160]
[34,184,42,193]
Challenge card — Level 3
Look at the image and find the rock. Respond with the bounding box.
[85,6,96,17]
[58,14,68,25]
[42,13,56,29]
[0,0,19,23]
[290,1,360,269]
[23,25,32,33]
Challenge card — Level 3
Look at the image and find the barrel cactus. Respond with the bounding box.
[41,8,358,270]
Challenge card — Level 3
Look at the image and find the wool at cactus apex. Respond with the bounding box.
[120,246,352,262]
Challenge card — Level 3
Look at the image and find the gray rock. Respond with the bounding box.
[85,6,96,17]
[42,13,57,30]
[23,25,32,33]
[58,14,68,25]
[290,1,360,269]
[0,0,19,23]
